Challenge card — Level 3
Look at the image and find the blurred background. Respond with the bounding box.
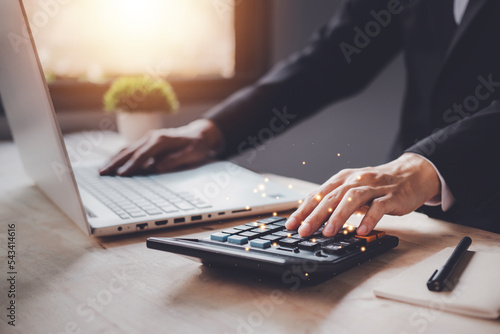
[0,0,405,184]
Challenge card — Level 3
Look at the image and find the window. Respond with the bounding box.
[22,0,270,110]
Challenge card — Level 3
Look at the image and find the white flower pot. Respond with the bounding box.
[116,111,166,143]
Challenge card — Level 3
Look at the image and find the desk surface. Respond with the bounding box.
[1,135,500,334]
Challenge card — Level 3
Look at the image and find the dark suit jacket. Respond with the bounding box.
[204,0,500,233]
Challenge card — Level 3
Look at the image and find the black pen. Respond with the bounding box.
[426,236,472,292]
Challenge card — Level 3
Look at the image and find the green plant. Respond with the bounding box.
[103,76,179,113]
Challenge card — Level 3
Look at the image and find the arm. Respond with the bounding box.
[204,0,403,156]
[406,100,500,212]
[287,101,500,237]
[101,0,403,175]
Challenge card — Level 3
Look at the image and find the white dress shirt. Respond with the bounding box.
[454,0,470,24]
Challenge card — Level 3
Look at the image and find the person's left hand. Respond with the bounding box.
[285,153,441,237]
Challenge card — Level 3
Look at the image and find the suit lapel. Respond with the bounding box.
[433,0,490,90]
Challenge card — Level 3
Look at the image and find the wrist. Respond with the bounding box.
[188,119,225,156]
[397,153,441,202]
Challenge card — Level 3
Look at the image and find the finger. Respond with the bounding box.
[100,150,134,175]
[154,144,206,173]
[99,138,149,175]
[323,186,386,236]
[356,195,391,235]
[285,179,345,231]
[297,186,349,237]
[118,138,187,176]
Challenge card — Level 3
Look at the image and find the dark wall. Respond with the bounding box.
[231,0,406,184]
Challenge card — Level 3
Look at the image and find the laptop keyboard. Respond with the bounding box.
[209,216,384,254]
[74,168,212,219]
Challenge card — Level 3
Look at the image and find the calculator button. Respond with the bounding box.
[221,228,241,235]
[273,231,294,238]
[239,231,260,240]
[271,220,287,227]
[261,235,283,242]
[314,237,335,246]
[250,239,271,249]
[278,238,300,248]
[227,235,249,245]
[345,237,367,247]
[355,230,385,243]
[257,217,286,224]
[298,241,320,251]
[233,225,254,231]
[264,224,283,233]
[322,244,346,255]
[290,234,309,241]
[250,227,271,234]
[210,232,229,242]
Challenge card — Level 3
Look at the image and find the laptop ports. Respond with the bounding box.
[154,220,168,226]
[174,218,185,224]
[136,223,148,230]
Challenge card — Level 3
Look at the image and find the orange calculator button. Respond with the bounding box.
[355,230,386,243]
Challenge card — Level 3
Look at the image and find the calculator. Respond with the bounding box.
[147,216,399,281]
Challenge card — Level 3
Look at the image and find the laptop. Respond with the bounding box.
[0,0,303,236]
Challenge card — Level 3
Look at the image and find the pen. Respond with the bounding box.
[426,236,472,292]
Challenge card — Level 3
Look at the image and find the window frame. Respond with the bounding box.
[48,0,272,112]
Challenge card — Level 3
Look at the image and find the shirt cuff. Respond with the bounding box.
[406,153,456,211]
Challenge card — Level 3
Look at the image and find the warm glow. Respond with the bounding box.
[315,194,321,201]
[24,0,235,80]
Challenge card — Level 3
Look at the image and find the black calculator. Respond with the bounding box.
[147,216,398,282]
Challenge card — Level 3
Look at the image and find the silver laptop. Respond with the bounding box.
[0,0,303,236]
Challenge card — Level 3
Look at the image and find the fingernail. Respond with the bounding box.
[357,225,368,235]
[298,222,311,236]
[323,223,335,236]
[285,217,296,229]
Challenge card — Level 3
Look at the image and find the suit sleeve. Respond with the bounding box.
[406,100,500,210]
[203,0,403,157]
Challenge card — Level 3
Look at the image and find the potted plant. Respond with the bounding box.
[103,75,179,142]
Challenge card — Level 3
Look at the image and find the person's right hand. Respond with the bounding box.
[99,119,224,176]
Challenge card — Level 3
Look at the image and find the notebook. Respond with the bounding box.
[374,247,500,319]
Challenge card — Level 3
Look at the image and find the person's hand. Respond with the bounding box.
[285,153,441,237]
[99,119,224,176]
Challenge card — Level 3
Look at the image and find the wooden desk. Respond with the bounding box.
[1,135,499,334]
